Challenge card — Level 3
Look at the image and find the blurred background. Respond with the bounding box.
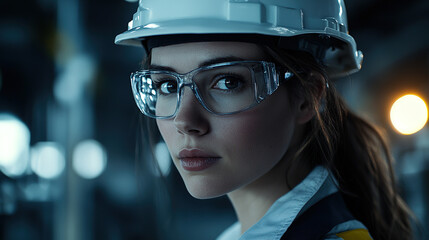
[0,0,428,239]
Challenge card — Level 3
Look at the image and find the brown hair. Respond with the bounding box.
[264,46,413,240]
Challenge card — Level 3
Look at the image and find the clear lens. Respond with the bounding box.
[194,63,256,114]
[131,61,278,119]
[151,73,180,117]
[132,72,179,118]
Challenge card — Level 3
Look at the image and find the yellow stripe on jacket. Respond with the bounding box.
[336,229,372,240]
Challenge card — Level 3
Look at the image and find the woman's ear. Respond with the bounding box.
[295,72,326,125]
[296,98,315,124]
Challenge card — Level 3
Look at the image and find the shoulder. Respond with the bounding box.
[282,190,374,240]
[216,222,241,240]
[324,220,373,240]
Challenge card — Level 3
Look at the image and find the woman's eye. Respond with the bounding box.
[213,76,244,91]
[159,81,177,94]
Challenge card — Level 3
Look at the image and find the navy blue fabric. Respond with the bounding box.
[281,192,355,240]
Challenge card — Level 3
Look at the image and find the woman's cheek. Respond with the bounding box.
[215,112,291,160]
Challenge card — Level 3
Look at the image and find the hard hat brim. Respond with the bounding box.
[115,19,362,77]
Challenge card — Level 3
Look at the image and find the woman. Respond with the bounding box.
[115,0,413,239]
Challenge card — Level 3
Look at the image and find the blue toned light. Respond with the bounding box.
[284,71,293,79]
[153,141,171,176]
[54,54,96,104]
[31,142,65,179]
[72,140,107,179]
[0,114,30,177]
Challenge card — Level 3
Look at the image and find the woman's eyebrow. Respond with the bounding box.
[148,64,175,71]
[198,56,245,67]
[148,56,246,72]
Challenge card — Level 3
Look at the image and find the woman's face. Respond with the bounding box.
[153,42,302,199]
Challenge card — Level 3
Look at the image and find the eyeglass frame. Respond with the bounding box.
[130,60,294,119]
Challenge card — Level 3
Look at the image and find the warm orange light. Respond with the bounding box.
[390,94,428,135]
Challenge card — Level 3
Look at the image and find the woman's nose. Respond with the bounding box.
[173,87,210,136]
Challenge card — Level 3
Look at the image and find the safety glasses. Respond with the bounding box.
[130,61,293,119]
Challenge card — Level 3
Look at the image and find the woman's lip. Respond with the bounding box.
[178,149,219,158]
[179,157,220,171]
[178,149,220,171]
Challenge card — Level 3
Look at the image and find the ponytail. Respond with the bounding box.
[327,89,412,240]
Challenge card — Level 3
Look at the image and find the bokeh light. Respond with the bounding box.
[0,114,30,177]
[153,141,171,176]
[390,94,428,135]
[31,142,66,179]
[54,55,96,104]
[72,140,107,179]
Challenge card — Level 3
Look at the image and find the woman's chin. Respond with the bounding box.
[183,177,234,199]
[185,184,227,199]
[188,191,221,200]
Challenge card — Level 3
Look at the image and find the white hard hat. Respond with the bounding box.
[115,0,363,77]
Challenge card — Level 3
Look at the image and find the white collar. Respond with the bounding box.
[216,166,337,240]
